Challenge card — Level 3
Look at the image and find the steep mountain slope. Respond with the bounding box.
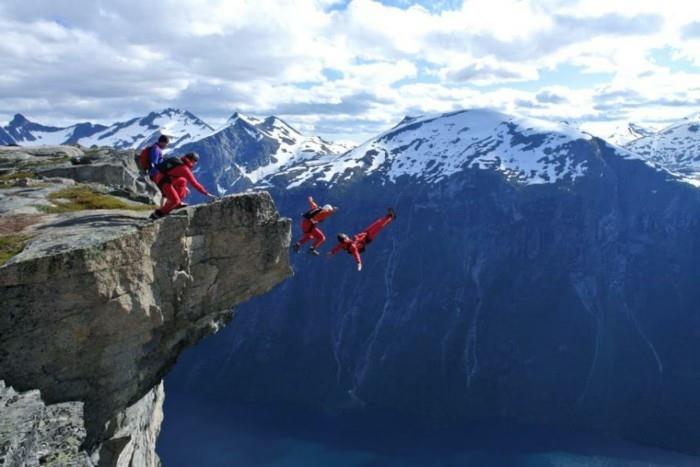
[0,126,15,145]
[175,113,351,196]
[625,113,700,184]
[81,108,214,150]
[166,109,700,456]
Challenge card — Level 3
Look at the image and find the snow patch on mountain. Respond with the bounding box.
[605,123,656,146]
[224,114,352,185]
[270,109,597,188]
[0,127,15,145]
[2,109,214,151]
[3,114,108,146]
[82,108,214,150]
[625,113,700,185]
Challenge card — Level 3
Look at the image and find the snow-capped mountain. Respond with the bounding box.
[259,109,610,190]
[1,108,214,151]
[625,113,700,183]
[225,112,352,182]
[177,112,352,196]
[168,106,700,457]
[79,108,214,150]
[4,114,108,146]
[605,122,655,146]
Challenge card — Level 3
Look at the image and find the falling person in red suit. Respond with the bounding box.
[329,208,396,271]
[293,196,338,255]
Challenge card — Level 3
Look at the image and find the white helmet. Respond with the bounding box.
[322,204,333,211]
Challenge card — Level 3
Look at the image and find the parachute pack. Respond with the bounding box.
[137,146,152,173]
[302,207,323,219]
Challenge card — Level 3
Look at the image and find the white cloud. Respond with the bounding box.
[0,0,699,141]
[441,59,539,85]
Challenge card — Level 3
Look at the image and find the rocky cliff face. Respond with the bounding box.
[1,380,90,466]
[0,145,159,207]
[0,146,292,466]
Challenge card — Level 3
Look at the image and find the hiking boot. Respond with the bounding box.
[293,243,301,253]
[149,210,163,221]
[387,207,396,219]
[308,247,320,256]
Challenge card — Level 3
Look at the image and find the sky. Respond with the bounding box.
[1,0,700,143]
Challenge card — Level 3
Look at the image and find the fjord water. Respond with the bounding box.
[158,389,700,467]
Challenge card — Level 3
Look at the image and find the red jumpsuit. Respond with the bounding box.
[330,213,394,266]
[296,197,335,249]
[157,159,209,215]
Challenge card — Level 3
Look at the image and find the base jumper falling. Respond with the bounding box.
[329,208,396,271]
[293,196,338,255]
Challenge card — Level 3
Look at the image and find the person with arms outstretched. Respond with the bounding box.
[149,152,216,220]
[293,196,338,255]
[329,208,396,271]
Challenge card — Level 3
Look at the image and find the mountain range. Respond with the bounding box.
[5,106,700,455]
[2,108,213,150]
[162,107,700,456]
[3,109,700,189]
[0,109,352,195]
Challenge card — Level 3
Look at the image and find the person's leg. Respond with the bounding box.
[362,213,394,242]
[174,177,187,198]
[296,220,315,246]
[172,178,188,208]
[159,183,181,215]
[294,219,314,252]
[310,227,326,249]
[150,173,168,207]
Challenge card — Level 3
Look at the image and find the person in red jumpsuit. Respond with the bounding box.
[329,208,396,271]
[293,196,338,255]
[149,152,215,220]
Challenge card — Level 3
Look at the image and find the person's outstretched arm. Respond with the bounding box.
[183,166,211,196]
[329,243,344,256]
[349,244,362,269]
[307,196,318,210]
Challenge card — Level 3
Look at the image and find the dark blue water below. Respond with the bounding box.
[157,390,700,467]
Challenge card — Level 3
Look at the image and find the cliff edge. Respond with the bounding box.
[0,146,292,466]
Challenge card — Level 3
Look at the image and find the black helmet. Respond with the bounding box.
[184,152,200,162]
[337,233,349,242]
[158,134,170,144]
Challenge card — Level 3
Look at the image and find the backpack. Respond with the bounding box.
[137,145,153,173]
[302,207,323,220]
[156,157,184,174]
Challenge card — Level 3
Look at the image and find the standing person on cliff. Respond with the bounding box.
[144,134,170,184]
[293,196,338,256]
[149,152,216,220]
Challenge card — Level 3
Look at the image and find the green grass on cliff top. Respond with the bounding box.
[0,234,30,266]
[40,185,154,214]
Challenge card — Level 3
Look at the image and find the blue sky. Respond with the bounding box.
[0,0,699,142]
